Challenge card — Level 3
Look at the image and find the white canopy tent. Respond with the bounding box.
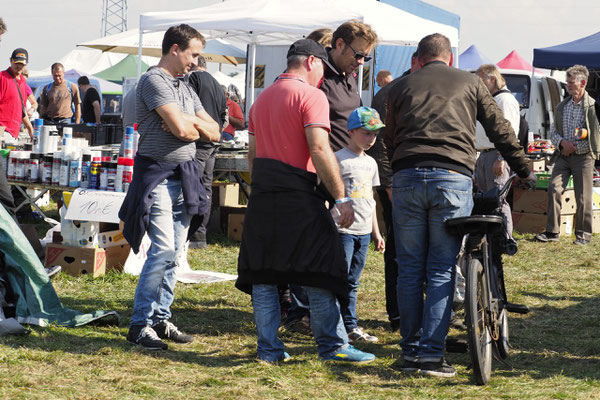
[78,29,247,66]
[139,0,460,109]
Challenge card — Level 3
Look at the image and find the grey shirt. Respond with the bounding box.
[334,147,380,235]
[136,68,203,162]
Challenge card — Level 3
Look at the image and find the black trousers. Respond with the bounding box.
[377,188,399,322]
[188,144,218,239]
[0,157,17,221]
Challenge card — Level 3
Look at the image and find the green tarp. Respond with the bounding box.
[94,55,149,85]
[0,205,118,327]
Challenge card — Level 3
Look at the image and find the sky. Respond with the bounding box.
[1,0,599,71]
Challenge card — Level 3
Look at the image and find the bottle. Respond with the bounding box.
[115,157,126,192]
[107,161,117,191]
[52,151,62,186]
[69,150,82,188]
[99,157,109,190]
[132,123,140,158]
[59,150,71,187]
[89,157,101,190]
[32,119,43,153]
[0,149,9,177]
[80,151,92,189]
[15,151,28,181]
[29,153,41,183]
[122,157,134,192]
[7,150,17,180]
[62,126,73,148]
[123,126,134,158]
[42,154,54,184]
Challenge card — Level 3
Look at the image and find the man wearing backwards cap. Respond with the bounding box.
[236,39,375,364]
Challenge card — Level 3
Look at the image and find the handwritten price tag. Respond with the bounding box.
[64,188,126,223]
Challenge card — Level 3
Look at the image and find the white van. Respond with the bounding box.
[500,68,567,139]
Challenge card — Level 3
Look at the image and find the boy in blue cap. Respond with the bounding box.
[333,106,385,343]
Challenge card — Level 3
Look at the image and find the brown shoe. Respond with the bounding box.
[283,315,312,336]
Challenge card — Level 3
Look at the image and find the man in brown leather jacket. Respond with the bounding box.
[383,33,536,378]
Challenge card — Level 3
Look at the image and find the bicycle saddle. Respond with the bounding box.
[445,215,504,236]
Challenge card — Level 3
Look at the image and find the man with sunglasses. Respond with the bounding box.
[320,20,378,152]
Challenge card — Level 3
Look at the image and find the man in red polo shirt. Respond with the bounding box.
[236,39,375,365]
[0,48,31,143]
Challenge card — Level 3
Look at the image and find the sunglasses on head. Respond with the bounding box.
[345,41,372,62]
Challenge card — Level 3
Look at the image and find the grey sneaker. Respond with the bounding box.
[573,238,590,245]
[535,232,559,242]
[391,358,419,373]
[127,325,168,350]
[419,359,456,378]
[152,320,194,344]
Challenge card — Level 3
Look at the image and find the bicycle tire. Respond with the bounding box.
[465,257,492,385]
[495,309,510,359]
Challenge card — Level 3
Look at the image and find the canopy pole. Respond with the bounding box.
[247,38,257,118]
[137,17,143,78]
[357,64,364,99]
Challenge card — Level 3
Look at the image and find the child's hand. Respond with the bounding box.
[373,232,385,253]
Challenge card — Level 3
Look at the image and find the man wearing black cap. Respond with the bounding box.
[235,39,375,365]
[0,48,32,220]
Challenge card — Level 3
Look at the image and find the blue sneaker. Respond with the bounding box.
[322,344,375,364]
[258,352,291,364]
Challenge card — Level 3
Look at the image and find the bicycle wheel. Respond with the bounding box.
[465,257,492,385]
[495,308,510,359]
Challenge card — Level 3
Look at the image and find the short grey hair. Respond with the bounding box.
[566,65,589,83]
[286,54,308,69]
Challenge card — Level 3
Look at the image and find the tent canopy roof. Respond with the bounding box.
[458,45,493,71]
[94,55,150,84]
[497,50,535,71]
[139,0,459,47]
[533,31,600,70]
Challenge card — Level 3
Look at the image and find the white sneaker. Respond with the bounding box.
[347,327,378,343]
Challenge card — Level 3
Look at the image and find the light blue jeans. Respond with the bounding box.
[392,168,473,362]
[130,178,191,327]
[339,233,371,331]
[252,284,348,362]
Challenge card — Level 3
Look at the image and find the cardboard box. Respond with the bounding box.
[593,210,600,233]
[45,244,106,277]
[98,229,128,248]
[105,244,131,272]
[220,205,246,233]
[212,182,240,207]
[527,158,546,172]
[535,172,573,189]
[512,212,573,236]
[227,213,245,241]
[512,188,576,215]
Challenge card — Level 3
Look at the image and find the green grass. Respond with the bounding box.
[0,230,599,399]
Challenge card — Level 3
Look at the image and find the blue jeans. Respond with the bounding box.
[130,178,192,327]
[392,168,473,362]
[252,284,348,362]
[339,233,371,331]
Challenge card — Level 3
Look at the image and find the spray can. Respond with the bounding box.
[42,154,54,184]
[80,151,92,188]
[107,161,117,191]
[7,150,17,180]
[132,123,140,158]
[32,119,43,153]
[52,151,62,186]
[29,153,41,183]
[89,157,101,190]
[59,150,70,187]
[123,126,134,158]
[99,157,109,190]
[69,150,82,188]
[122,157,134,192]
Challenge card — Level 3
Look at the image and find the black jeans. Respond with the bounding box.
[188,143,218,239]
[0,157,17,222]
[377,187,399,322]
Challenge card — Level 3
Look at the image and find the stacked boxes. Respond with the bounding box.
[511,187,575,236]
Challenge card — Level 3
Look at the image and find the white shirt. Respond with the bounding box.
[475,85,521,150]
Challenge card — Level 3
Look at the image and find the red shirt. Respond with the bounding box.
[223,98,244,135]
[248,73,330,173]
[0,68,28,137]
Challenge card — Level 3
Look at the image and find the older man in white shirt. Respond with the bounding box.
[474,64,521,242]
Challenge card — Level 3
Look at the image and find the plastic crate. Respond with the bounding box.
[535,172,573,189]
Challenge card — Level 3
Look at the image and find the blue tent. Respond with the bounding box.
[458,45,493,71]
[374,0,460,94]
[533,31,600,70]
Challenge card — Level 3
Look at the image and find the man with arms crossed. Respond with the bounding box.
[384,33,536,377]
[119,24,220,350]
[236,39,375,364]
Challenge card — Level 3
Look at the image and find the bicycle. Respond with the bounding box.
[446,174,532,385]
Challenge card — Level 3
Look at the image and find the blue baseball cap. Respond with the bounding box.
[347,106,385,131]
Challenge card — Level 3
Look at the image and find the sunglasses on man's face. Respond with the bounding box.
[345,42,372,62]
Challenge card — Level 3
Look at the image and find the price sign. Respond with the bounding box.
[64,188,126,223]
